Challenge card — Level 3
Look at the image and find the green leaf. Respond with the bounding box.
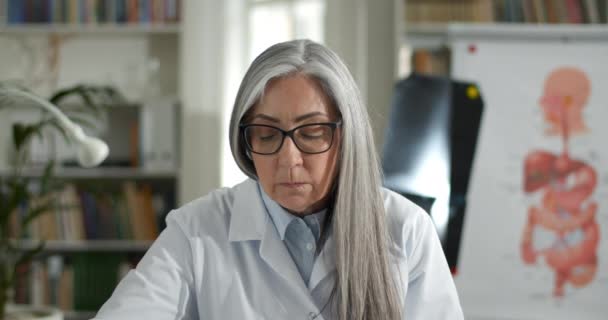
[21,201,54,228]
[12,123,27,151]
[14,240,44,270]
[39,160,56,195]
[5,181,28,220]
[48,86,79,105]
[11,122,45,152]
[76,86,103,115]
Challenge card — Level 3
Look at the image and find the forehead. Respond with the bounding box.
[252,74,337,119]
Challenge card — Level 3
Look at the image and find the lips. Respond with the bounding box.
[278,182,308,188]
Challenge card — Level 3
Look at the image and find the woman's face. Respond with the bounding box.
[247,74,341,215]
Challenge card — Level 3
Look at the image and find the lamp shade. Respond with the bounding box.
[76,136,109,168]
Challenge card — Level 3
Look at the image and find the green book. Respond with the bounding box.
[73,253,124,311]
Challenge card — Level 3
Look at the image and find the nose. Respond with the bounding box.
[277,135,303,167]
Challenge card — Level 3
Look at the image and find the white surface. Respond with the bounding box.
[452,41,608,319]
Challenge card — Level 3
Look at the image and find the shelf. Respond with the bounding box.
[403,23,608,48]
[64,310,97,320]
[16,240,153,252]
[0,23,181,35]
[1,166,179,179]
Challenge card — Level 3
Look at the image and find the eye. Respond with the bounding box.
[260,133,278,141]
[250,126,280,142]
[297,125,327,140]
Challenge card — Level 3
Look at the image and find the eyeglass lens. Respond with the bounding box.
[245,124,334,154]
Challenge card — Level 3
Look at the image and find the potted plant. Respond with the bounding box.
[0,83,118,320]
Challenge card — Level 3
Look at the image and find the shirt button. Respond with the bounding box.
[306,243,314,251]
[308,311,316,319]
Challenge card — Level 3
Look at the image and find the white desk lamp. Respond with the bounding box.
[0,87,109,168]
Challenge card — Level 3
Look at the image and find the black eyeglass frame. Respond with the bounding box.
[239,120,343,155]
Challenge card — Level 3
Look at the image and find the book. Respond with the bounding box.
[554,0,570,22]
[30,193,59,240]
[58,265,74,310]
[73,252,122,311]
[599,0,608,23]
[566,0,584,23]
[0,0,6,25]
[545,0,560,23]
[166,0,178,22]
[68,0,79,23]
[127,0,137,23]
[115,0,127,23]
[124,181,145,240]
[139,0,149,23]
[64,184,86,241]
[583,0,600,23]
[114,193,133,239]
[523,0,536,22]
[139,184,159,240]
[96,193,117,239]
[512,0,525,22]
[534,0,548,22]
[79,190,100,239]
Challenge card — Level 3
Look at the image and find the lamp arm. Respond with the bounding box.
[3,87,85,141]
[1,86,109,168]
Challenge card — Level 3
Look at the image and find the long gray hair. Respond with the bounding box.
[229,39,402,320]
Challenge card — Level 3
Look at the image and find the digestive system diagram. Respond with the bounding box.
[520,67,600,297]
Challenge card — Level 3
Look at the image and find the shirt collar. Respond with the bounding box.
[257,183,327,240]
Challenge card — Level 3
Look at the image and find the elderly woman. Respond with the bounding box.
[94,40,463,320]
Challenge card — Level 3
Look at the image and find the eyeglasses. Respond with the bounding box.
[240,121,342,155]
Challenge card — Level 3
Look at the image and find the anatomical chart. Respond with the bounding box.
[521,67,599,299]
[451,42,608,319]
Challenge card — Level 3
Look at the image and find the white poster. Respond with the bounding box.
[452,42,608,320]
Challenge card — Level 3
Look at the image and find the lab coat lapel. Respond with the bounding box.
[308,235,337,291]
[259,217,306,287]
[228,179,312,294]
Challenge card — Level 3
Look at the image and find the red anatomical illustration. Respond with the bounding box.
[521,67,600,297]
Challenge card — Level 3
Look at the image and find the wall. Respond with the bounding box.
[324,0,398,153]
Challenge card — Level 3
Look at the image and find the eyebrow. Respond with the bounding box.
[251,112,328,123]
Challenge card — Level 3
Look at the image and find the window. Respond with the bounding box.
[221,0,326,188]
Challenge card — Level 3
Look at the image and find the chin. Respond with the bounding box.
[277,198,312,214]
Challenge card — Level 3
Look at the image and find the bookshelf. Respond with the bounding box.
[64,310,96,320]
[15,240,153,253]
[1,167,179,179]
[400,0,608,75]
[0,1,183,319]
[0,23,181,35]
[404,22,608,49]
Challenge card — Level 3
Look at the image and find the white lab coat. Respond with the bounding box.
[93,179,463,320]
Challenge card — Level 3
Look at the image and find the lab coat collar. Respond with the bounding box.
[228,179,267,241]
[228,179,336,294]
[228,179,306,284]
[259,183,327,241]
[258,184,297,240]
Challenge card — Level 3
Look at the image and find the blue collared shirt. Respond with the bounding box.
[258,183,327,287]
